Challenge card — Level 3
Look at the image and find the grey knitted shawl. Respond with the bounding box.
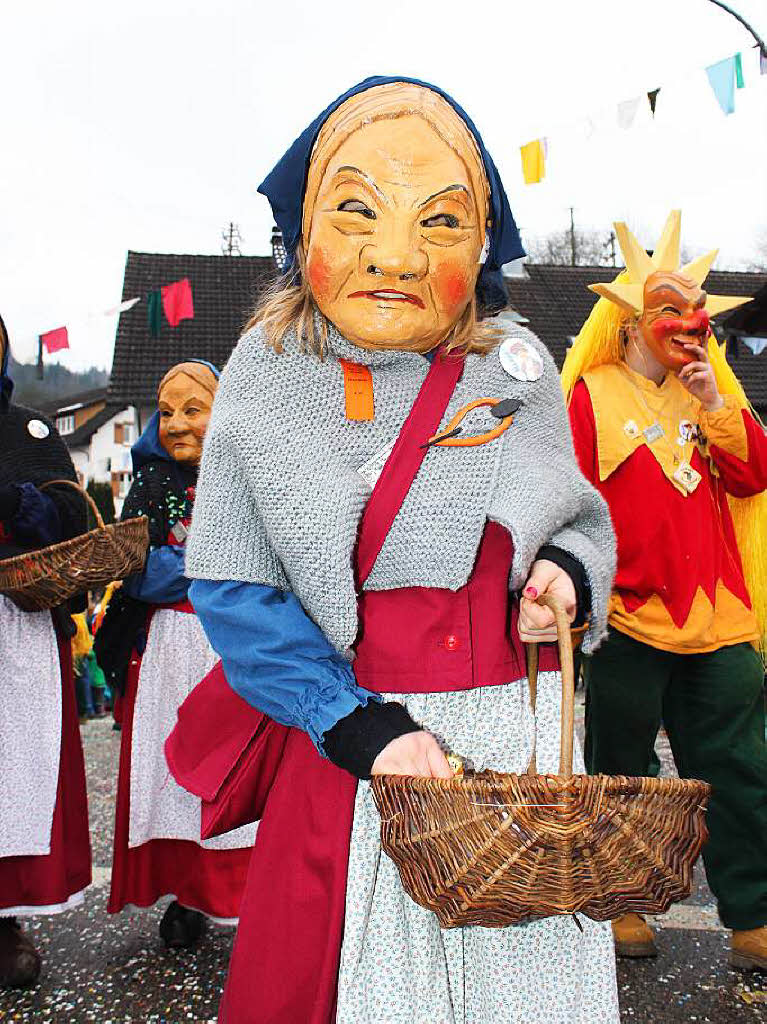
[186,322,616,654]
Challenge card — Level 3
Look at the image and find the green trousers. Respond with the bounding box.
[584,628,767,930]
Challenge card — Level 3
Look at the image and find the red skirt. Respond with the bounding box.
[108,648,252,920]
[0,624,91,915]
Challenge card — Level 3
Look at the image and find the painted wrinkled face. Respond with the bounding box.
[157,373,214,465]
[638,270,709,371]
[306,116,485,351]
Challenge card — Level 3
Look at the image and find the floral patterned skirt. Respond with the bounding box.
[336,674,620,1024]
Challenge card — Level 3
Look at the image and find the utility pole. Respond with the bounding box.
[221,222,243,256]
[569,207,577,267]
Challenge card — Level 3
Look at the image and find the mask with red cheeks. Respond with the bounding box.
[157,364,217,466]
[638,271,710,371]
[303,101,488,353]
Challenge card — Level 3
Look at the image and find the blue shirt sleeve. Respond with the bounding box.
[189,578,380,755]
[123,546,190,604]
[12,483,62,548]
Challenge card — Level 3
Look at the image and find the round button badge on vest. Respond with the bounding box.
[444,635,460,652]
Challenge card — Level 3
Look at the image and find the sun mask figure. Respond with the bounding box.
[588,211,749,374]
[172,77,620,1024]
[94,358,257,951]
[563,210,767,970]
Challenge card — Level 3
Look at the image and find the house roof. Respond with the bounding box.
[505,264,767,410]
[65,403,119,448]
[718,281,767,335]
[40,386,108,418]
[108,252,279,406]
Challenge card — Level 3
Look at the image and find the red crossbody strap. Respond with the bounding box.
[355,349,465,588]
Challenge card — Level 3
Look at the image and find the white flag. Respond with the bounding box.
[617,97,641,130]
[742,336,767,356]
[103,297,141,317]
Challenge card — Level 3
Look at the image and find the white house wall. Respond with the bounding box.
[73,407,136,516]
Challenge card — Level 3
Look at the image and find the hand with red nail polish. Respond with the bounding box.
[518,559,577,643]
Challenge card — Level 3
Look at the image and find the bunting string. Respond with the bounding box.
[35,278,194,357]
[518,44,765,185]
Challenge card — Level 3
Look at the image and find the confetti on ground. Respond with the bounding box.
[1,706,766,1022]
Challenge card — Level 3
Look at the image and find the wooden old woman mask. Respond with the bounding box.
[301,84,491,353]
[157,362,218,466]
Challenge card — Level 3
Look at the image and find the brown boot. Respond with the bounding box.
[0,918,41,988]
[611,912,658,958]
[731,926,767,970]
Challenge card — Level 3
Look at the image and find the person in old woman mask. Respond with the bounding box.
[98,361,256,948]
[0,315,91,987]
[173,78,620,1022]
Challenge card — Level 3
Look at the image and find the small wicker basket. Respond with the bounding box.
[371,594,711,928]
[0,479,149,611]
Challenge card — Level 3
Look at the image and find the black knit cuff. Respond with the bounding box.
[535,544,591,627]
[322,700,422,780]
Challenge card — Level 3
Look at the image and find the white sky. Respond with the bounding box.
[2,0,766,371]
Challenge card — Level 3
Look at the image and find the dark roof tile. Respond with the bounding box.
[108,252,279,406]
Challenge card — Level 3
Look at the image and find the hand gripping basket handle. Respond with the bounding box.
[39,479,105,529]
[524,593,576,778]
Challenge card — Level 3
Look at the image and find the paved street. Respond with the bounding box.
[1,701,765,1023]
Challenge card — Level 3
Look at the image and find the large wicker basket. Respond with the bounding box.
[371,594,711,928]
[0,479,148,611]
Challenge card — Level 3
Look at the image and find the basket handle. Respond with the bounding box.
[524,593,575,778]
[39,479,105,529]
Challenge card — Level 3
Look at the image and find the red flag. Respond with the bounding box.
[40,326,69,353]
[161,278,194,327]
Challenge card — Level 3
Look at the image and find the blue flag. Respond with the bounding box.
[706,56,737,115]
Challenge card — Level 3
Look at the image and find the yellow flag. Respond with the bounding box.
[520,139,545,184]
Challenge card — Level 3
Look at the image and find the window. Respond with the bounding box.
[56,414,75,435]
[114,423,124,444]
[111,471,133,499]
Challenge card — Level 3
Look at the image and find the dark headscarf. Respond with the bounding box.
[258,76,524,314]
[0,314,14,413]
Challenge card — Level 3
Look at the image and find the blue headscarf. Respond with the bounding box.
[0,314,14,414]
[258,76,524,314]
[131,360,220,473]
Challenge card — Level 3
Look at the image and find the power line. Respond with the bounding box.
[706,1,767,57]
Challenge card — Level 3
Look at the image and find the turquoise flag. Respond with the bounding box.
[706,56,736,115]
[735,52,744,88]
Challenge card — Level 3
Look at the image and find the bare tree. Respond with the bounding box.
[746,229,767,272]
[523,228,615,267]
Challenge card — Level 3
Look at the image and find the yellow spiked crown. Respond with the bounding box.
[588,210,751,319]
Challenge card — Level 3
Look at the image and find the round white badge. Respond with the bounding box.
[499,337,543,382]
[27,419,50,439]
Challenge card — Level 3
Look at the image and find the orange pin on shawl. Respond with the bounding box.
[423,397,521,448]
[339,360,375,421]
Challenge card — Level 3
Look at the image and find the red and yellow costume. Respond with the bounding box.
[563,211,767,956]
[570,367,767,653]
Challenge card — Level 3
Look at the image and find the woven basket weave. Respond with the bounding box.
[371,594,710,928]
[0,479,148,611]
